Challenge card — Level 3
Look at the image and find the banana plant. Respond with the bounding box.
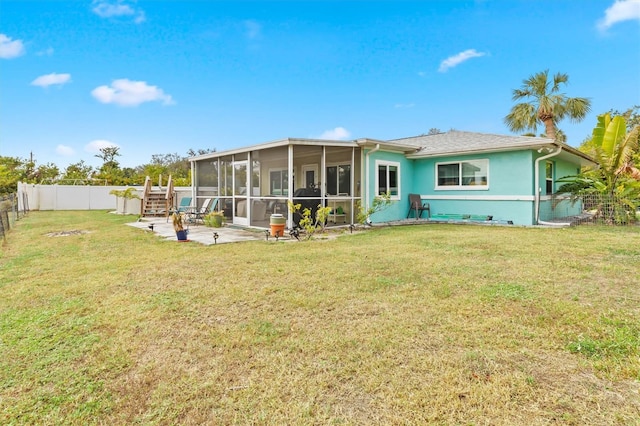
[558,113,640,224]
[591,114,640,189]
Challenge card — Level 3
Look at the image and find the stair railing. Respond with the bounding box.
[165,175,174,219]
[142,176,152,216]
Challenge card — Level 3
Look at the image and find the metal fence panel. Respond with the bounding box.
[547,193,639,226]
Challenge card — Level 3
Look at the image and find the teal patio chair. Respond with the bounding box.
[176,196,193,213]
[189,198,217,224]
[167,196,193,222]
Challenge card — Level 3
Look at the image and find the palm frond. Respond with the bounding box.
[505,103,537,132]
[564,97,591,121]
[523,70,549,97]
[537,95,557,118]
[551,72,569,92]
[512,88,532,100]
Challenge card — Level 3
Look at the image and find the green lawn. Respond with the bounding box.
[1,211,639,425]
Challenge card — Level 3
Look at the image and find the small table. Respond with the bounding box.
[328,199,348,223]
[328,213,346,223]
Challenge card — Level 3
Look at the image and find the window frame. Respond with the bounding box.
[268,168,288,196]
[326,163,352,196]
[375,160,401,200]
[545,161,554,195]
[435,159,489,190]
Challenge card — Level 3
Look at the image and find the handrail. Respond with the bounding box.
[143,176,152,198]
[165,175,175,219]
[165,175,174,200]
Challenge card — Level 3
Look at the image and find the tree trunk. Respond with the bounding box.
[542,117,556,140]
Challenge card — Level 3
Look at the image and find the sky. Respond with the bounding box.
[1,0,639,169]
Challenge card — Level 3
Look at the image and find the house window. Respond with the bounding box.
[436,159,488,189]
[269,169,288,196]
[376,161,400,199]
[546,161,554,195]
[326,164,351,195]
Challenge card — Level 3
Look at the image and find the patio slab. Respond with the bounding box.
[127,217,293,245]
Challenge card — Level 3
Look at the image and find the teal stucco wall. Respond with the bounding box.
[363,149,412,222]
[537,156,583,221]
[364,148,585,226]
[410,151,536,225]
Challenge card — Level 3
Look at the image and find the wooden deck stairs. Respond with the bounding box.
[141,175,174,218]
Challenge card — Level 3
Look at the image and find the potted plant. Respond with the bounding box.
[172,212,189,241]
[203,210,225,228]
[109,187,141,215]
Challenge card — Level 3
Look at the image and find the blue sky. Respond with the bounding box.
[1,0,639,169]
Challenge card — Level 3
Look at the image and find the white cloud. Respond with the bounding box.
[244,20,262,39]
[438,49,486,72]
[0,34,25,59]
[597,0,640,31]
[56,145,75,156]
[37,47,55,57]
[31,73,72,88]
[85,140,120,153]
[91,79,174,107]
[92,0,146,23]
[318,127,351,140]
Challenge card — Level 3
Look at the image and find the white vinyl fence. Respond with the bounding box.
[17,182,192,215]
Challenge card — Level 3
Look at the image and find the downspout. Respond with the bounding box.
[364,144,380,223]
[534,145,566,225]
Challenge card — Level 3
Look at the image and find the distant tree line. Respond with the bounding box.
[0,147,215,194]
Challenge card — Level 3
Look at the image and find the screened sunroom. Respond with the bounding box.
[190,139,363,229]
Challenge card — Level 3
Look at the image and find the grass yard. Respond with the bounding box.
[1,211,639,425]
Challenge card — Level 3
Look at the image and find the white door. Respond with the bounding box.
[233,160,249,226]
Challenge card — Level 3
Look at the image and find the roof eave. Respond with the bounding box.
[189,138,359,162]
[406,144,547,159]
[554,143,597,166]
[357,138,421,153]
[406,142,597,166]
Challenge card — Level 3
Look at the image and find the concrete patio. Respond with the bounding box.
[127,217,294,245]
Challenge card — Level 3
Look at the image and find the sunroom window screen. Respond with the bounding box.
[270,170,288,196]
[327,165,351,195]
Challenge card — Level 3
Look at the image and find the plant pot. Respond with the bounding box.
[208,215,223,228]
[269,214,286,237]
[176,230,188,241]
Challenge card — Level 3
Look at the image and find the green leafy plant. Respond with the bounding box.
[287,201,332,239]
[109,187,140,200]
[203,210,225,227]
[109,187,141,215]
[356,192,392,225]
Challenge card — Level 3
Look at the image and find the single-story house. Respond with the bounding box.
[188,130,595,228]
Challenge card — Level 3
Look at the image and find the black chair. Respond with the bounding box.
[407,193,430,219]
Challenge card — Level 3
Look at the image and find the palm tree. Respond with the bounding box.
[505,70,591,142]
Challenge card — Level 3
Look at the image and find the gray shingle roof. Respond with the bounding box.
[390,131,554,157]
